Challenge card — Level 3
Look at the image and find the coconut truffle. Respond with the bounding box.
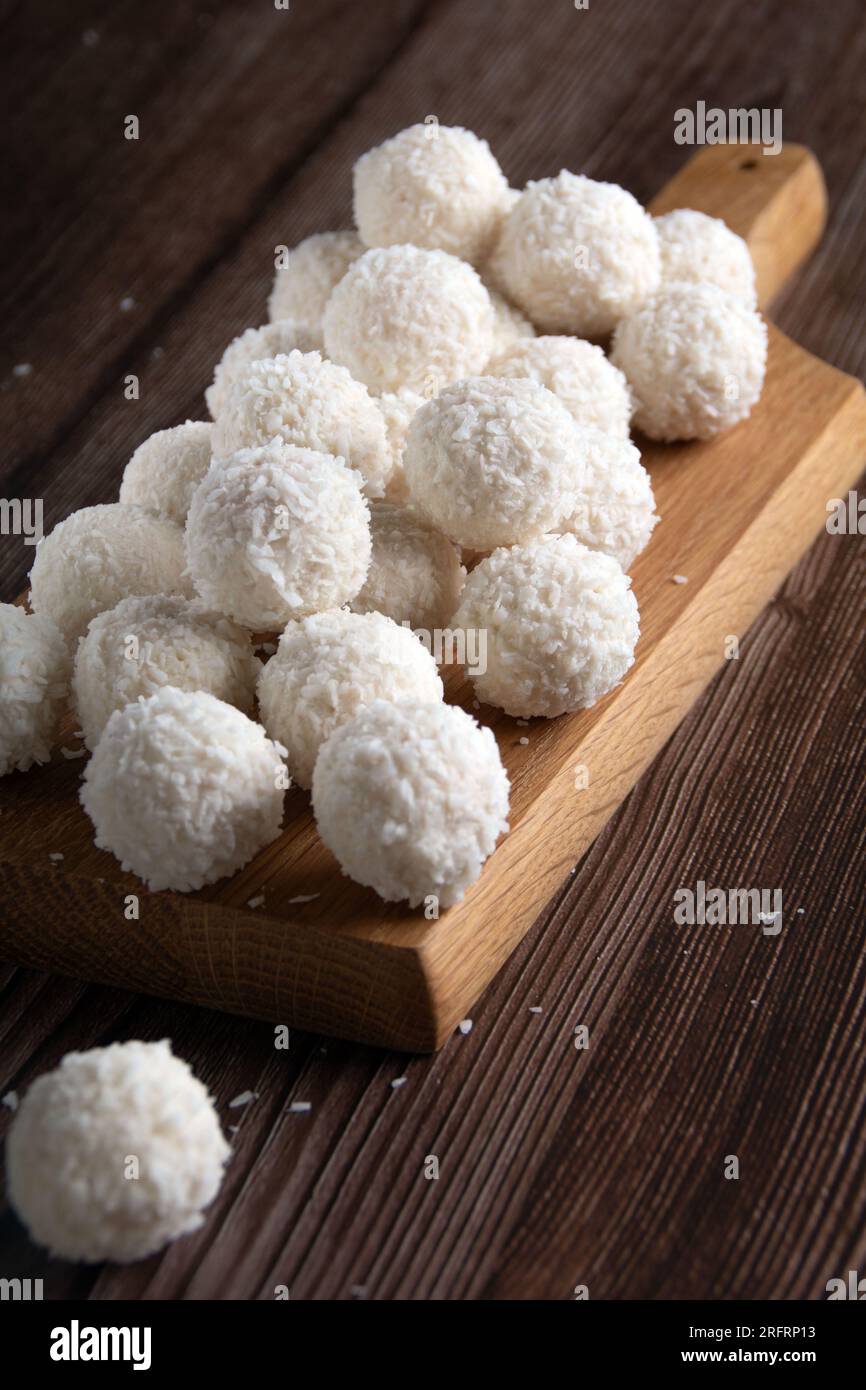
[403,376,586,550]
[81,687,287,891]
[353,123,511,264]
[268,230,364,343]
[655,208,757,307]
[0,605,69,775]
[213,350,391,498]
[560,428,658,571]
[73,594,261,751]
[610,282,768,440]
[323,245,494,395]
[205,320,321,419]
[487,288,536,360]
[118,421,213,527]
[495,172,661,337]
[350,502,465,631]
[376,388,425,504]
[452,534,639,717]
[312,700,509,907]
[258,609,444,789]
[7,1040,230,1263]
[185,443,371,630]
[29,503,193,643]
[487,335,632,437]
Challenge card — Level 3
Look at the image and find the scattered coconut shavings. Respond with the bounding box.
[228,1090,258,1109]
[797,908,805,914]
[289,1101,312,1114]
[256,642,277,656]
[518,736,529,746]
[48,852,64,862]
[672,574,689,585]
[228,1125,239,1134]
[2,1091,18,1111]
[246,895,266,909]
[288,893,319,904]
[528,1006,543,1014]
[458,1019,473,1035]
[390,1076,408,1089]
[60,746,86,760]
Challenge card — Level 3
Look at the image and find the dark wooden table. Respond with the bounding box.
[1,0,865,1300]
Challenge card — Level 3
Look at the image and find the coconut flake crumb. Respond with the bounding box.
[528,1006,543,1014]
[390,1076,408,1090]
[289,1101,312,1114]
[13,363,32,378]
[228,1090,258,1109]
[60,746,86,760]
[2,1091,18,1111]
[518,736,529,746]
[246,895,266,910]
[458,1019,473,1035]
[48,852,64,862]
[120,296,136,313]
[672,574,689,585]
[288,894,320,905]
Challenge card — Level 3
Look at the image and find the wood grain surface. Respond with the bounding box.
[1,0,865,1299]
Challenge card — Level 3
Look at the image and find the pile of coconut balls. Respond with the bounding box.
[3,123,768,911]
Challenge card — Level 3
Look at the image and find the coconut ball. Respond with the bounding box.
[350,502,465,631]
[452,534,639,717]
[353,123,511,265]
[487,288,536,360]
[29,503,193,643]
[495,172,661,337]
[205,320,320,419]
[0,605,69,775]
[268,230,364,343]
[81,687,287,891]
[655,208,757,307]
[258,609,443,789]
[610,282,768,440]
[559,428,658,571]
[118,421,213,527]
[377,388,425,504]
[7,1040,230,1263]
[185,443,371,630]
[323,244,494,395]
[403,376,586,550]
[73,594,261,751]
[487,335,632,437]
[312,700,509,908]
[213,350,391,498]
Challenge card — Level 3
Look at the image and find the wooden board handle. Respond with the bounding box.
[649,143,828,310]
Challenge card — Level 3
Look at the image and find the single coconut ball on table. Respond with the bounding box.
[487,335,632,437]
[350,501,465,631]
[7,1039,230,1263]
[205,320,321,419]
[559,427,658,571]
[118,420,213,527]
[213,350,392,499]
[73,593,262,751]
[29,503,193,643]
[81,686,288,892]
[655,208,757,307]
[185,443,371,631]
[312,700,510,908]
[610,281,768,440]
[452,533,639,717]
[258,609,444,790]
[353,123,511,265]
[268,230,364,346]
[0,604,69,776]
[403,376,586,550]
[494,172,661,338]
[322,244,495,395]
[376,387,425,504]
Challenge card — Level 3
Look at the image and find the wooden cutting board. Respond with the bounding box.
[1,144,864,1052]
